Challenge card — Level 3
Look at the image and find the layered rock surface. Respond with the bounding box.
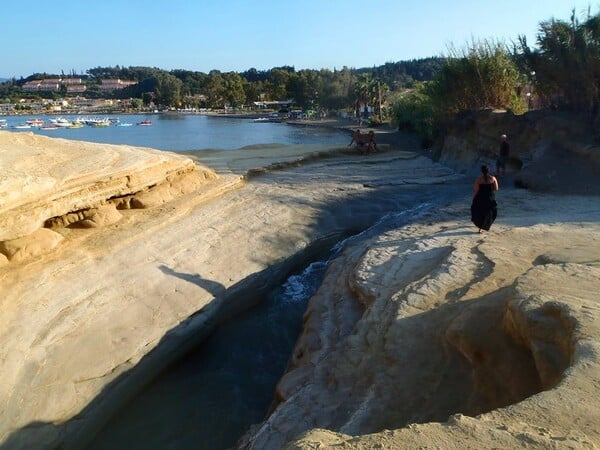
[434,109,600,195]
[0,130,217,259]
[0,131,467,449]
[1,124,599,450]
[241,191,600,449]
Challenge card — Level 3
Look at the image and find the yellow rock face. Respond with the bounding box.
[0,130,217,262]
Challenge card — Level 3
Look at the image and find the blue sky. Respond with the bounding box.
[0,0,597,78]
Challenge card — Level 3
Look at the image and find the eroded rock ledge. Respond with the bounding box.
[432,109,600,195]
[240,192,600,449]
[0,131,217,263]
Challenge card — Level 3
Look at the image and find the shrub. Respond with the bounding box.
[391,84,438,144]
[429,40,526,114]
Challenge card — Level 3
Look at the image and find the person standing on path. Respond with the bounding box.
[496,134,510,177]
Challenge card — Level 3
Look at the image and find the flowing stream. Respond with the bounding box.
[88,203,436,450]
[89,259,330,450]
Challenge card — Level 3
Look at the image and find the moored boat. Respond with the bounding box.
[84,117,110,127]
[253,113,282,123]
[40,125,59,130]
[26,118,45,126]
[12,124,32,129]
[50,117,73,127]
[137,120,152,126]
[0,119,7,128]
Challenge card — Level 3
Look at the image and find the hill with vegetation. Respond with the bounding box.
[0,58,445,117]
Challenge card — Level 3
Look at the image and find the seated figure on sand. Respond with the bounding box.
[366,130,377,153]
[349,129,365,152]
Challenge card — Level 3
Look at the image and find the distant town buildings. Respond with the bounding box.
[21,78,137,93]
[22,79,60,92]
[99,79,138,91]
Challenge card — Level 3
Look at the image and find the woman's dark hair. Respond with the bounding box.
[481,165,489,175]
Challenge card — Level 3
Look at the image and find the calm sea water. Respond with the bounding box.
[1,113,347,151]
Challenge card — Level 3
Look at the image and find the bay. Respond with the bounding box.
[0,113,348,151]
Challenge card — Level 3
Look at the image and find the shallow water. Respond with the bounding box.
[1,114,348,151]
[87,201,442,450]
[89,260,330,450]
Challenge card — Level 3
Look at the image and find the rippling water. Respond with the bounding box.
[88,202,440,450]
[90,260,330,450]
[1,113,347,151]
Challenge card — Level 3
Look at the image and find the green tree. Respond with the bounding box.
[243,79,261,104]
[223,72,247,107]
[391,84,438,144]
[518,8,600,112]
[353,73,383,117]
[205,70,225,108]
[142,92,153,106]
[286,70,321,109]
[323,67,355,111]
[265,68,292,100]
[130,98,142,110]
[154,73,183,107]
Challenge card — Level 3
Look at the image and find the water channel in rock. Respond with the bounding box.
[88,196,462,450]
[88,258,328,450]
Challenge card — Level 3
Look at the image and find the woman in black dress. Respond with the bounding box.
[471,165,499,233]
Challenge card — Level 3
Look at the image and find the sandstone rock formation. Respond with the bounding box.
[1,124,598,450]
[0,130,217,262]
[241,192,600,449]
[434,110,600,195]
[0,132,463,449]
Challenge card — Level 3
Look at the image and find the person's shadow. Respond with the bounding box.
[158,264,226,297]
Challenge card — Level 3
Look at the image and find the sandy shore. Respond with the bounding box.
[0,126,598,449]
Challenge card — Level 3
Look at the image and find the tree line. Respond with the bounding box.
[0,59,446,114]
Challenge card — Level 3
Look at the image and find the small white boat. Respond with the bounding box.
[26,118,44,126]
[13,124,32,129]
[40,125,59,130]
[0,119,7,128]
[50,117,73,127]
[117,122,133,127]
[253,115,281,123]
[84,117,111,127]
